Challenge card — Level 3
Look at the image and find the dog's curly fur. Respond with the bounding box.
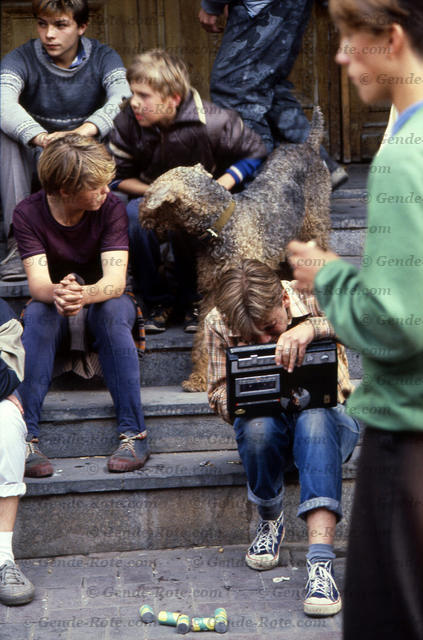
[139,107,331,391]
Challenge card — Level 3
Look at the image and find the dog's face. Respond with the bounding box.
[139,163,231,235]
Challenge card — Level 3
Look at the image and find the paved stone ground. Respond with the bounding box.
[2,545,344,640]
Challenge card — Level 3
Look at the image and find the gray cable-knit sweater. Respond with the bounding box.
[0,36,131,145]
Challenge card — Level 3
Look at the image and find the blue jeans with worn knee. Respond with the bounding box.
[233,404,359,521]
[20,296,146,439]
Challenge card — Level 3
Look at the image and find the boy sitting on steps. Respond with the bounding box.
[108,49,267,333]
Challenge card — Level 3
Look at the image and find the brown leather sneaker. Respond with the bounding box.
[25,439,53,477]
[107,432,150,472]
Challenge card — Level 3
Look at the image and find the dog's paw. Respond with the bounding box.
[182,374,207,393]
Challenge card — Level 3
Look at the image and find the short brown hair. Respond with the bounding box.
[329,0,423,55]
[32,0,89,26]
[215,260,284,341]
[126,49,190,100]
[38,134,115,195]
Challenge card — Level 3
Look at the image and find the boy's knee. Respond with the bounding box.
[296,408,330,438]
[23,302,60,335]
[237,416,279,451]
[90,297,134,332]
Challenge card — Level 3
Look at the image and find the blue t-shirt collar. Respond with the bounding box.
[392,100,423,136]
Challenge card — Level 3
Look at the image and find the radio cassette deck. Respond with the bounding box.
[226,339,338,420]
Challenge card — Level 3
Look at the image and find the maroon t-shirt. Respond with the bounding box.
[13,190,129,285]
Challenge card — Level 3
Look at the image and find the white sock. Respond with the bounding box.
[0,532,14,565]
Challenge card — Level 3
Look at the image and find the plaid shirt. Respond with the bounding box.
[205,280,354,423]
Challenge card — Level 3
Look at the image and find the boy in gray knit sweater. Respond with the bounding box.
[0,0,130,280]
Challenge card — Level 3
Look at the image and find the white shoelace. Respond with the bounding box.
[117,435,138,455]
[306,561,337,598]
[26,441,42,459]
[250,514,283,554]
[0,562,25,586]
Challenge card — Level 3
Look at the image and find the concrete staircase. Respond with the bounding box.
[1,165,369,559]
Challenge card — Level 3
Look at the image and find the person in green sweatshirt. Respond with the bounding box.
[286,0,423,638]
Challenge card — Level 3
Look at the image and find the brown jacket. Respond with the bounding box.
[108,89,267,185]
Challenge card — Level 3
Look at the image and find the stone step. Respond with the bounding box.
[38,386,232,458]
[47,325,362,391]
[140,327,193,386]
[44,327,195,389]
[15,447,360,558]
[37,371,363,458]
[331,162,369,199]
[330,198,367,258]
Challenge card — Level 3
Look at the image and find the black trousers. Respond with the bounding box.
[344,426,423,640]
[210,0,314,152]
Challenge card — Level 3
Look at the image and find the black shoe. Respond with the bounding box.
[144,306,171,333]
[25,439,53,477]
[330,167,348,190]
[107,432,150,472]
[183,306,199,333]
[245,510,285,570]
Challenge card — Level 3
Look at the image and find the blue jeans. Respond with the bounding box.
[127,197,172,307]
[127,197,199,310]
[20,296,146,438]
[234,404,359,521]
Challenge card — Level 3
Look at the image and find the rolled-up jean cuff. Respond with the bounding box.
[0,482,26,498]
[297,496,342,522]
[247,483,285,507]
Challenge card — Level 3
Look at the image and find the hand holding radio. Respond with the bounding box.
[275,320,315,372]
[226,339,338,420]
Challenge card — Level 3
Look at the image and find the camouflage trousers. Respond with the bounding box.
[210,0,334,164]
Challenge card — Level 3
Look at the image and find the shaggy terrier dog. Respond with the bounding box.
[140,107,331,391]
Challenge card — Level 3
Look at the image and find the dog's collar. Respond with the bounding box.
[200,200,236,241]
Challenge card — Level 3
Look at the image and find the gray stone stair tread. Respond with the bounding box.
[41,376,362,422]
[41,385,211,420]
[0,280,29,298]
[145,326,193,348]
[331,163,369,199]
[24,450,246,496]
[332,186,368,201]
[24,446,359,498]
[330,197,368,226]
[42,371,363,419]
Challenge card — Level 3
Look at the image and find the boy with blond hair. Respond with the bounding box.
[0,0,130,280]
[108,49,267,333]
[13,134,149,477]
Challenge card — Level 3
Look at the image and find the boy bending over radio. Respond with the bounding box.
[205,259,359,617]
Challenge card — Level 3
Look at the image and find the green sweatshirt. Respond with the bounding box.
[315,106,423,431]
